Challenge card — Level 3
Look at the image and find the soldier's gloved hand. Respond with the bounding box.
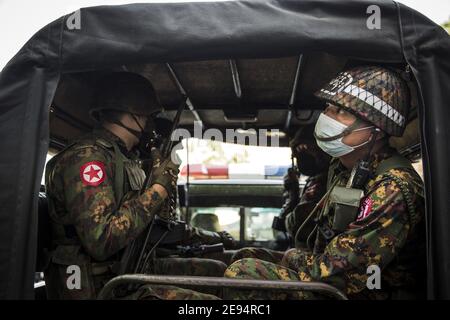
[158,197,175,220]
[149,148,180,197]
[218,231,236,249]
[192,228,233,248]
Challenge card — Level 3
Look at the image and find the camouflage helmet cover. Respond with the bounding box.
[90,72,163,122]
[314,66,410,136]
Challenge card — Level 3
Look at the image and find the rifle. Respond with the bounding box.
[157,243,224,258]
[117,96,187,276]
[272,154,299,232]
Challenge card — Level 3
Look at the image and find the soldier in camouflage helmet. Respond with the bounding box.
[44,72,232,300]
[224,66,426,300]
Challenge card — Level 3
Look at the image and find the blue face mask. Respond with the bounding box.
[314,113,373,158]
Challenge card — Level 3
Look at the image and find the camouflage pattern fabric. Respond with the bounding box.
[200,250,236,265]
[45,129,165,262]
[44,128,230,299]
[224,149,425,300]
[315,66,410,137]
[223,258,315,300]
[281,248,308,271]
[153,257,226,277]
[230,248,285,265]
[125,285,220,300]
[152,257,227,296]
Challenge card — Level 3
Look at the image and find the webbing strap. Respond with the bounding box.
[375,154,414,176]
[111,141,125,206]
[375,154,422,230]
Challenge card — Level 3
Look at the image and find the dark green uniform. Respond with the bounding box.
[44,128,225,299]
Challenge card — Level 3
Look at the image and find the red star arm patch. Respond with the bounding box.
[80,161,106,186]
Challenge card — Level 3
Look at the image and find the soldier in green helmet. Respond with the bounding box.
[44,72,234,300]
[224,66,426,300]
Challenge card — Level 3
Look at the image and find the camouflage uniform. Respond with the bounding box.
[224,150,425,299]
[224,66,425,300]
[44,128,225,299]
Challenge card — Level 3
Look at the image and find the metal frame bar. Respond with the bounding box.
[229,60,242,99]
[50,105,92,132]
[97,274,348,300]
[225,59,259,125]
[49,136,68,151]
[166,63,203,124]
[239,207,246,245]
[284,55,304,132]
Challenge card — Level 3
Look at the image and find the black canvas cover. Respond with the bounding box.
[0,0,448,299]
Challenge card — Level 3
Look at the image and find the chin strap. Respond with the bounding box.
[107,113,145,140]
[363,127,381,162]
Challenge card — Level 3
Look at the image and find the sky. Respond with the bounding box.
[0,0,448,70]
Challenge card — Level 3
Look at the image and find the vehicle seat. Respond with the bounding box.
[191,213,221,232]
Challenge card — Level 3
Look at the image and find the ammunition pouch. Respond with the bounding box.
[329,186,364,233]
[45,245,96,299]
[44,244,116,300]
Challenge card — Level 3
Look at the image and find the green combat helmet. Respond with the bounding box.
[90,71,163,121]
[315,66,410,137]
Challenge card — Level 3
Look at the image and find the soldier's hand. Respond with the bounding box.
[218,231,236,249]
[157,196,175,220]
[149,148,180,197]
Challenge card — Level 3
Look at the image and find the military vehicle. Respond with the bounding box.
[0,0,448,299]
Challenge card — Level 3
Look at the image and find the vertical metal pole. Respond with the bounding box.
[239,207,246,245]
[185,138,190,221]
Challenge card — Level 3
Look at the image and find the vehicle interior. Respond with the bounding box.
[37,51,423,299]
[48,51,421,155]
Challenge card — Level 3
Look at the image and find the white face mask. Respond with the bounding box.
[314,113,373,158]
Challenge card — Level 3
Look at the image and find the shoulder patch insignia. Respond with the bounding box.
[80,161,106,186]
[357,197,374,221]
